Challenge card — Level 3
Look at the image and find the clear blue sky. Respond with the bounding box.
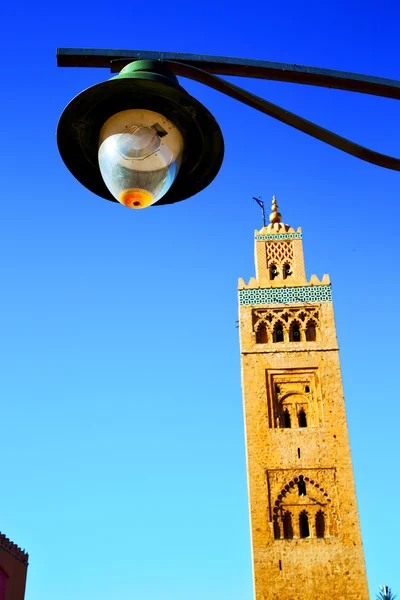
[1,1,399,599]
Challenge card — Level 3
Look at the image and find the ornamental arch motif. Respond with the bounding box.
[276,392,311,429]
[305,318,318,341]
[253,306,320,344]
[272,475,338,540]
[266,240,294,271]
[289,319,301,342]
[267,368,323,429]
[273,320,285,343]
[255,321,268,343]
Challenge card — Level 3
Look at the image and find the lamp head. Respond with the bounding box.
[57,60,224,208]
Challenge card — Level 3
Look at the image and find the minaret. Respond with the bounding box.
[238,197,369,599]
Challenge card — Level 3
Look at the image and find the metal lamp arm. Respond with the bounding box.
[166,60,400,172]
[57,49,400,101]
[57,48,400,171]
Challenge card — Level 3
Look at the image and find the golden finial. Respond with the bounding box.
[269,195,282,224]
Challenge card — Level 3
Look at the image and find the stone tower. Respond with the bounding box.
[238,197,369,600]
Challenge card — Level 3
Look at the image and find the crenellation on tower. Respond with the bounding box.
[0,533,28,565]
[238,196,368,600]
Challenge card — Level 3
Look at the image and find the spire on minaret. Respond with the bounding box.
[269,195,282,224]
[255,194,298,235]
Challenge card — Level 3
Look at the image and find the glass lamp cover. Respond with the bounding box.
[98,109,184,209]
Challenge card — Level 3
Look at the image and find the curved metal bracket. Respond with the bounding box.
[166,61,400,171]
[57,49,400,171]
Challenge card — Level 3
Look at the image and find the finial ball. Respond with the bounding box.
[269,194,282,223]
[269,211,282,223]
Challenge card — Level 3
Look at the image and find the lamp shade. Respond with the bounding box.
[57,60,224,207]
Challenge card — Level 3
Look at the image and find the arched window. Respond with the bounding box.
[299,511,310,538]
[283,263,292,279]
[273,520,281,540]
[270,264,278,280]
[305,320,317,341]
[315,510,325,538]
[273,322,284,343]
[283,511,293,539]
[298,409,307,428]
[256,322,268,343]
[283,409,291,429]
[305,385,310,393]
[290,322,301,342]
[298,477,306,496]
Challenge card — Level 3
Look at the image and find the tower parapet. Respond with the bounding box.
[0,532,28,565]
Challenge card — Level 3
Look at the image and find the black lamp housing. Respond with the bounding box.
[57,60,225,206]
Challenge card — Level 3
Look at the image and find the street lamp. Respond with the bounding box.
[57,59,224,208]
[57,49,400,209]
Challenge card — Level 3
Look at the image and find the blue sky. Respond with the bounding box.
[1,1,400,599]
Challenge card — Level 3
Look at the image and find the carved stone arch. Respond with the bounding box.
[273,475,338,538]
[277,406,291,428]
[269,314,284,330]
[253,310,274,325]
[278,394,298,428]
[299,509,310,538]
[272,320,285,343]
[315,509,326,538]
[305,316,318,328]
[289,318,302,342]
[254,319,270,343]
[305,317,318,341]
[269,263,279,280]
[282,510,294,539]
[280,392,308,409]
[298,407,307,427]
[277,387,315,427]
[282,262,292,279]
[279,391,308,405]
[253,318,265,331]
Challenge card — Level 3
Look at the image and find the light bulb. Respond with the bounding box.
[98,109,184,209]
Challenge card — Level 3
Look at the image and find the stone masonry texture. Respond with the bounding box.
[238,220,369,600]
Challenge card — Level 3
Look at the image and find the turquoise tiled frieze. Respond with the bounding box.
[239,285,332,306]
[255,233,302,241]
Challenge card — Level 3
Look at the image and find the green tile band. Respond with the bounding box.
[239,285,332,306]
[255,233,302,241]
